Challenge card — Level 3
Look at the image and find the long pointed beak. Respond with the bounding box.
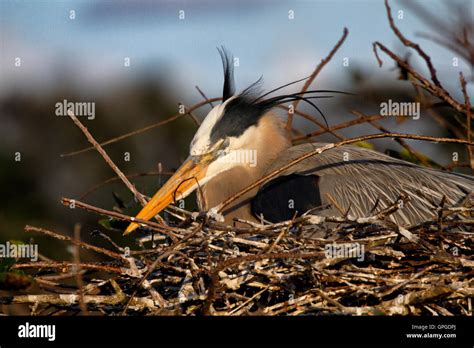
[124,156,209,235]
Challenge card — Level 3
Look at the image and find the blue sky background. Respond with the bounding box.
[1,0,472,103]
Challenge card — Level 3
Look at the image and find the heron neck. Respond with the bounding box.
[200,112,291,220]
[251,112,291,174]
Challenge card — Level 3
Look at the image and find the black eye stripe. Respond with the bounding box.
[210,96,269,143]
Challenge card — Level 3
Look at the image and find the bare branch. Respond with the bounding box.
[61,97,221,157]
[460,72,473,169]
[60,197,181,240]
[384,0,442,87]
[25,224,123,260]
[66,110,148,207]
[286,27,349,130]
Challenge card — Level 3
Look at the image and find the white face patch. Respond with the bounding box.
[190,97,235,156]
[188,96,267,188]
[203,123,260,181]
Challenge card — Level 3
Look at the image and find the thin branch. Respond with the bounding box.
[195,85,215,108]
[66,110,148,207]
[373,41,467,114]
[277,105,345,141]
[73,224,88,314]
[12,261,125,274]
[384,0,442,88]
[25,225,123,260]
[286,27,349,130]
[61,98,221,157]
[460,72,473,170]
[79,170,174,200]
[292,113,384,142]
[60,197,181,240]
[121,223,203,314]
[179,103,201,126]
[411,83,468,140]
[350,110,439,168]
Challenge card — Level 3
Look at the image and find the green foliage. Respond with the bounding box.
[385,148,441,168]
[354,141,375,149]
[99,218,128,231]
[0,240,32,290]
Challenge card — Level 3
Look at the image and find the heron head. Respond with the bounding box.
[124,47,340,234]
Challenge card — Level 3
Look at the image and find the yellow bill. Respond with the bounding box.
[124,156,209,235]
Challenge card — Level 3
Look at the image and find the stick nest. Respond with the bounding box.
[3,204,473,316]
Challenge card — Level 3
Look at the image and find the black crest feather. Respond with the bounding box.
[217,46,235,102]
[211,48,352,142]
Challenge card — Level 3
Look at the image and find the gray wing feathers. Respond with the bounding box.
[265,143,474,225]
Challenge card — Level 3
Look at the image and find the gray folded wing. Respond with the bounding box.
[254,143,474,225]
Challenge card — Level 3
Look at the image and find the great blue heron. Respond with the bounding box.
[124,48,474,235]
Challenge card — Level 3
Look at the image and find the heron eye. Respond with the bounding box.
[222,138,230,149]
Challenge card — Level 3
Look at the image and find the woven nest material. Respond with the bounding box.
[2,200,472,316]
